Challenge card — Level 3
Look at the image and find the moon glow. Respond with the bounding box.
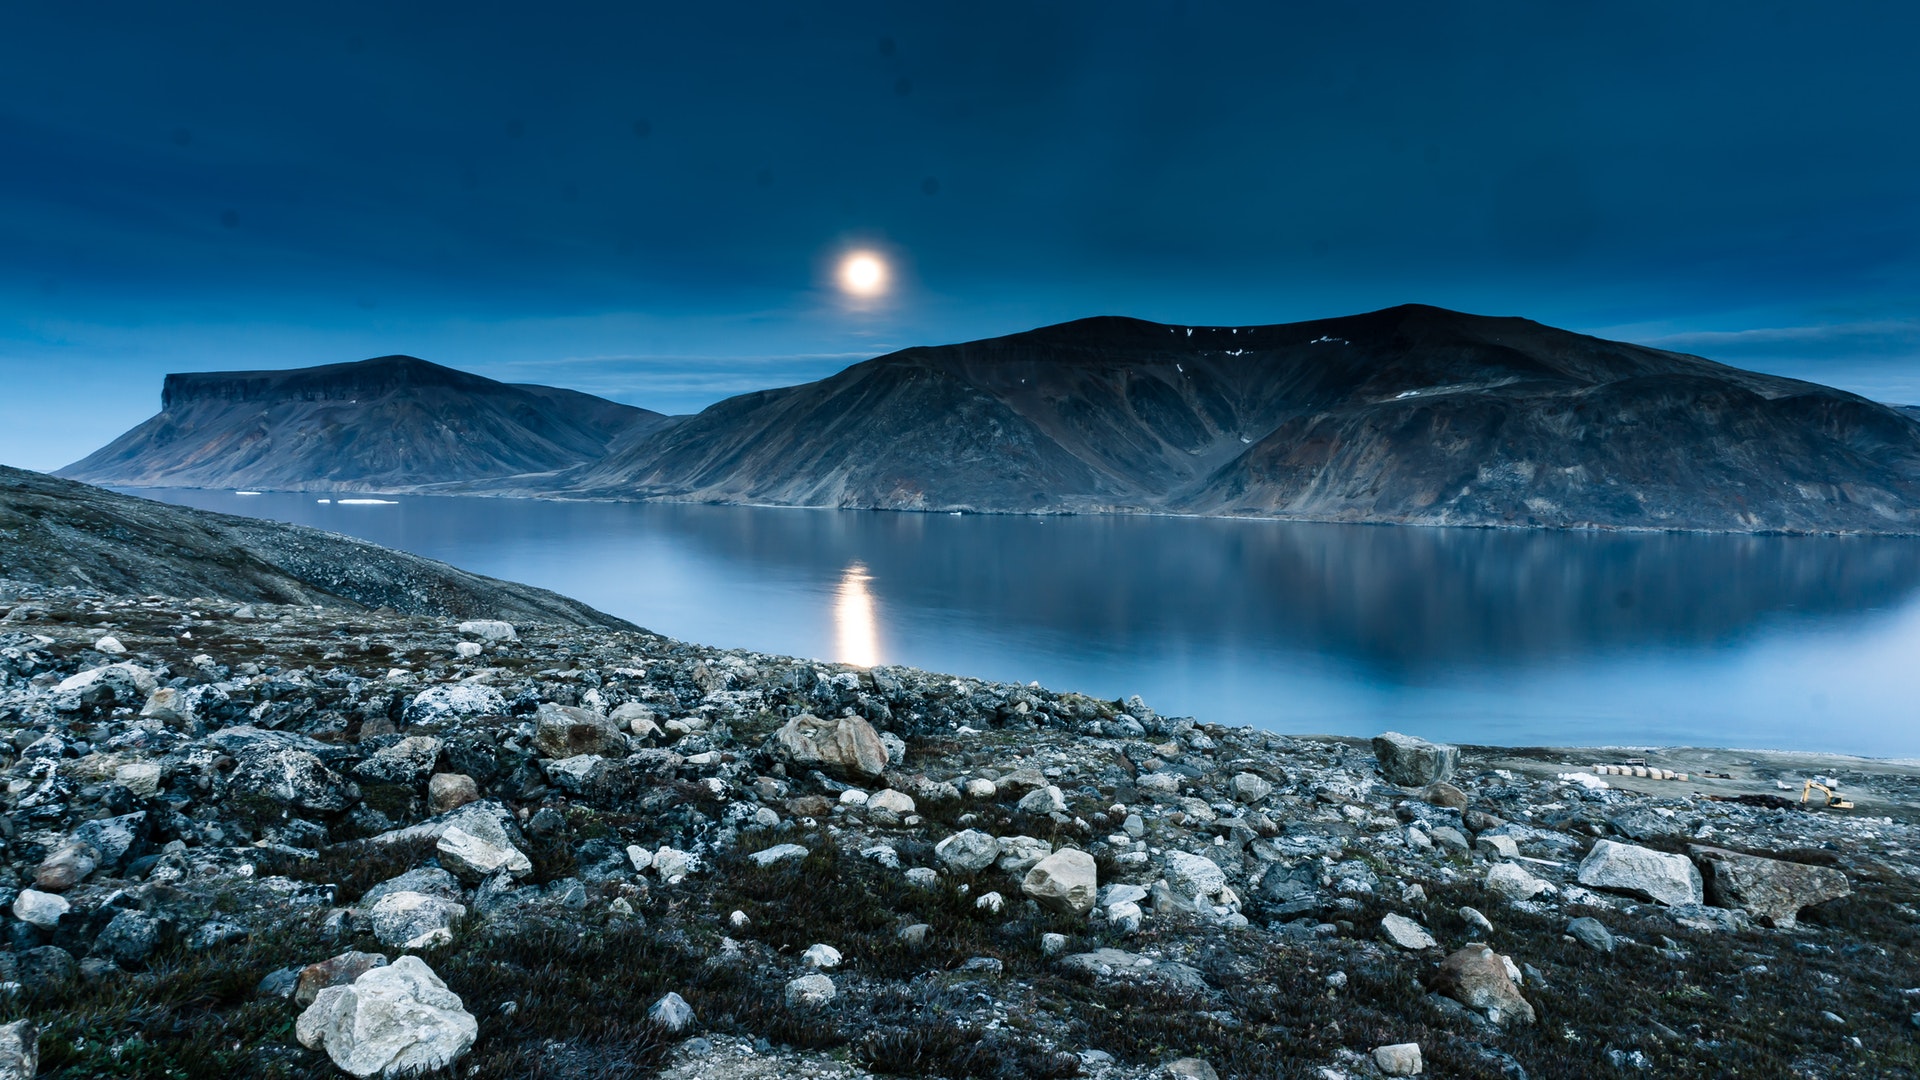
[838,251,888,297]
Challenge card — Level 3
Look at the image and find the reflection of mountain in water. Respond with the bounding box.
[631,507,1920,676]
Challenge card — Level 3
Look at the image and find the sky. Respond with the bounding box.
[3,1,1918,470]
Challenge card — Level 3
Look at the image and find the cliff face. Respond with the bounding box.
[62,356,672,492]
[560,305,1920,533]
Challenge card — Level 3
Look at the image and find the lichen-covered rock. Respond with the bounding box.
[436,820,532,883]
[1372,731,1458,787]
[1164,850,1228,902]
[95,908,160,965]
[784,973,836,1009]
[934,829,1001,873]
[1021,848,1097,916]
[1577,839,1702,907]
[771,713,888,782]
[353,736,444,785]
[532,703,626,759]
[402,684,508,728]
[12,888,69,930]
[1689,845,1850,928]
[231,747,353,812]
[295,951,390,1008]
[368,891,467,948]
[426,772,479,814]
[1431,944,1535,1026]
[1381,912,1436,950]
[295,955,477,1078]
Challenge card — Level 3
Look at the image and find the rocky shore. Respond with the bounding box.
[0,579,1915,1079]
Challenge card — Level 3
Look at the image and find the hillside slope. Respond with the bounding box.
[60,355,672,492]
[0,466,636,627]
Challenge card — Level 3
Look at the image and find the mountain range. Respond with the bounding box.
[61,305,1920,534]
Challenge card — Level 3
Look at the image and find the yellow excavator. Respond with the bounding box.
[1800,780,1853,810]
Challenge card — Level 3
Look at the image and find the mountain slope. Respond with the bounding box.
[561,305,1920,533]
[0,466,636,628]
[60,355,672,492]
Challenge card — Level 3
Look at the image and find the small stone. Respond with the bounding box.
[935,829,1002,873]
[1017,785,1067,814]
[532,703,626,759]
[1486,862,1551,901]
[454,641,483,659]
[1432,944,1535,1026]
[296,955,478,1077]
[865,789,916,826]
[802,944,842,968]
[1041,932,1068,956]
[1108,900,1144,934]
[1422,782,1469,809]
[1372,731,1458,786]
[1567,916,1615,953]
[770,713,888,781]
[1165,1058,1220,1080]
[368,892,466,948]
[904,867,938,888]
[114,761,163,798]
[976,891,1006,914]
[995,835,1052,874]
[784,973,836,1009]
[1380,912,1437,950]
[1475,834,1519,861]
[93,634,126,654]
[963,777,997,799]
[1229,772,1274,804]
[33,843,98,892]
[653,847,698,882]
[1164,850,1228,901]
[648,991,694,1032]
[1373,1042,1423,1076]
[899,924,931,949]
[95,909,160,965]
[12,888,69,929]
[1122,813,1146,838]
[456,619,516,640]
[748,843,809,867]
[0,1019,34,1080]
[1022,848,1098,916]
[1459,906,1494,933]
[437,822,532,883]
[427,773,480,815]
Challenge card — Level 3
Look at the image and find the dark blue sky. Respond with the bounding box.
[4,1,1918,469]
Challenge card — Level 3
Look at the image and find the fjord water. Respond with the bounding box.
[137,490,1920,757]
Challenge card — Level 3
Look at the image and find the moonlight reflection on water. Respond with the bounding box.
[834,561,881,668]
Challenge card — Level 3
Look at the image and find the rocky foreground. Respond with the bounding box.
[0,581,1915,1079]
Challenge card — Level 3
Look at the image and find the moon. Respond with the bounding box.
[838,251,888,298]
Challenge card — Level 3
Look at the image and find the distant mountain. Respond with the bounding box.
[60,355,673,492]
[0,466,634,628]
[553,305,1920,534]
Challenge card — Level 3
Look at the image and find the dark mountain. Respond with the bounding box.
[60,355,673,492]
[0,466,634,628]
[558,305,1920,533]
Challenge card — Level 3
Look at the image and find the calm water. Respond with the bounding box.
[132,490,1920,757]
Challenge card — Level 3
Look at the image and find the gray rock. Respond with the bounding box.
[1567,916,1615,953]
[456,620,516,641]
[0,1019,33,1080]
[1577,839,1703,907]
[1373,1043,1424,1077]
[1485,861,1551,901]
[1432,944,1535,1026]
[1017,785,1067,814]
[533,703,626,759]
[187,920,249,950]
[1022,848,1098,916]
[12,888,69,929]
[784,973,836,1009]
[95,908,160,965]
[865,789,916,826]
[1689,845,1850,928]
[16,946,76,988]
[296,951,391,1008]
[1380,912,1437,950]
[437,818,532,883]
[1163,850,1227,901]
[648,991,695,1032]
[934,829,1002,873]
[1229,772,1274,804]
[427,773,479,814]
[748,843,810,867]
[402,683,509,727]
[995,835,1052,874]
[353,736,444,785]
[361,867,463,910]
[296,955,478,1078]
[1372,731,1459,786]
[230,747,353,812]
[368,891,467,948]
[770,713,888,782]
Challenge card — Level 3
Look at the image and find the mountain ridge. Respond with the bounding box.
[61,306,1920,534]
